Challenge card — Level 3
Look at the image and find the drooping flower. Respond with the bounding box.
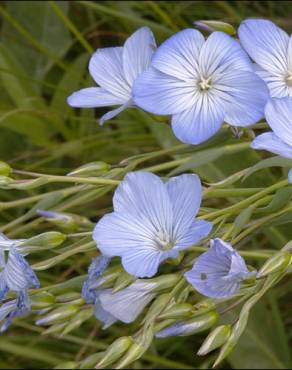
[93,171,213,278]
[0,234,40,302]
[251,97,292,182]
[67,27,156,125]
[0,294,30,333]
[185,238,254,299]
[133,29,268,145]
[238,19,292,98]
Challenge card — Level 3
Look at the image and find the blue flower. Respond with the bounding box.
[0,294,30,333]
[67,27,156,125]
[0,241,40,301]
[185,238,254,299]
[133,29,268,145]
[238,19,292,98]
[251,97,292,182]
[93,171,213,278]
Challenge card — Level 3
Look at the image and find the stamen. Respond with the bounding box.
[198,76,212,91]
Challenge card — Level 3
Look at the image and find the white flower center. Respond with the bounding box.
[285,72,292,87]
[155,230,174,251]
[198,76,213,91]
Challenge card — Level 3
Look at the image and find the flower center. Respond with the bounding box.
[155,231,174,251]
[198,76,212,92]
[285,72,292,87]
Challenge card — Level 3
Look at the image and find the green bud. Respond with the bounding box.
[56,292,81,303]
[0,161,11,177]
[193,299,216,316]
[37,210,92,232]
[96,337,133,369]
[193,20,236,35]
[158,303,193,320]
[197,325,231,356]
[31,292,56,310]
[112,271,136,293]
[36,305,79,326]
[67,161,110,177]
[0,176,13,188]
[156,311,219,338]
[151,273,181,292]
[20,232,66,249]
[142,294,170,324]
[11,177,48,190]
[257,251,291,278]
[61,308,93,336]
[42,322,67,335]
[79,353,104,369]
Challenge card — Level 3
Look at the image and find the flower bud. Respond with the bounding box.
[95,337,133,369]
[151,273,181,292]
[193,20,236,35]
[31,292,56,310]
[156,311,219,338]
[67,161,110,177]
[112,271,136,293]
[79,353,104,369]
[54,361,77,369]
[197,325,231,356]
[42,322,67,335]
[61,308,93,336]
[158,303,193,320]
[20,231,66,249]
[37,210,92,232]
[257,251,291,278]
[0,161,11,177]
[56,292,81,303]
[36,305,79,326]
[0,176,13,188]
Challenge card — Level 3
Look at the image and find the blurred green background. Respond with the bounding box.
[0,1,292,369]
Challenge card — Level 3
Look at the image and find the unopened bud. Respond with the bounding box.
[193,20,236,35]
[158,303,193,320]
[20,231,66,249]
[197,325,231,356]
[257,251,291,278]
[151,273,181,292]
[79,353,103,369]
[0,161,11,177]
[61,308,93,336]
[36,305,79,326]
[96,337,133,369]
[54,361,77,369]
[31,292,56,310]
[156,311,219,338]
[112,271,136,293]
[67,161,110,177]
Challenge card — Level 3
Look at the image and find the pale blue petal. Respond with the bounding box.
[152,28,204,79]
[238,19,289,74]
[253,65,288,98]
[122,248,164,278]
[133,67,198,115]
[199,31,252,77]
[123,27,156,85]
[214,70,269,126]
[4,249,39,292]
[251,132,292,159]
[0,250,4,269]
[99,99,133,126]
[99,280,155,323]
[288,168,292,184]
[89,47,131,100]
[175,220,213,251]
[0,272,8,301]
[171,93,224,145]
[67,87,125,108]
[94,294,117,329]
[113,171,173,235]
[265,97,292,147]
[166,174,202,235]
[288,35,292,72]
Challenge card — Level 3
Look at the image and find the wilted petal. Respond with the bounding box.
[67,87,125,108]
[251,132,292,158]
[99,280,156,323]
[123,27,156,85]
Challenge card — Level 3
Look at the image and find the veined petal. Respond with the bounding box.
[288,168,292,184]
[238,19,289,74]
[0,272,8,300]
[166,174,202,235]
[133,67,198,115]
[99,99,133,126]
[113,171,173,236]
[122,248,164,278]
[89,47,131,99]
[265,97,292,147]
[152,28,205,80]
[171,93,224,145]
[214,70,269,126]
[199,31,252,77]
[251,132,292,158]
[175,220,213,251]
[99,280,156,323]
[94,295,117,329]
[123,27,156,85]
[67,87,126,108]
